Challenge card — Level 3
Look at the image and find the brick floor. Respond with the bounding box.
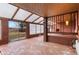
[0,36,76,55]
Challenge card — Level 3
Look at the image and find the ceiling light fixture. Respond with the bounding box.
[65,20,69,26]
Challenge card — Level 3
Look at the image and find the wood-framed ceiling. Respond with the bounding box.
[1,3,79,24]
[39,20,44,23]
[24,13,33,21]
[7,3,43,24]
[11,7,19,19]
[11,3,79,17]
[32,16,41,22]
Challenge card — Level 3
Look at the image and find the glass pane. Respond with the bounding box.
[0,3,18,18]
[0,20,1,39]
[30,24,36,34]
[8,21,26,42]
[14,9,31,21]
[34,17,44,23]
[36,25,41,33]
[41,25,44,33]
[26,14,39,22]
[9,21,20,28]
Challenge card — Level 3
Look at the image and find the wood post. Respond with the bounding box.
[44,17,48,42]
[0,18,8,45]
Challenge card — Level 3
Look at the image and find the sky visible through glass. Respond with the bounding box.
[9,21,20,28]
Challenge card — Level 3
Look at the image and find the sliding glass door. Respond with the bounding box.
[8,21,26,42]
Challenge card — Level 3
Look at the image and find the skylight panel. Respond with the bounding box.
[26,14,39,22]
[0,3,18,18]
[13,9,32,21]
[34,17,44,23]
[40,21,44,24]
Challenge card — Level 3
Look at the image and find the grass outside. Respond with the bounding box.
[9,31,26,42]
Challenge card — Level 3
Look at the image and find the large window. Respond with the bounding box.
[8,21,26,42]
[40,25,44,33]
[30,24,36,34]
[30,23,44,35]
[0,3,18,18]
[36,25,41,33]
[0,20,2,40]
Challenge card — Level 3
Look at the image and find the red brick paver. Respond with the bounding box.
[0,36,76,55]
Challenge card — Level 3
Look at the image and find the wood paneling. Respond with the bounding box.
[47,11,78,33]
[11,3,78,17]
[48,34,76,46]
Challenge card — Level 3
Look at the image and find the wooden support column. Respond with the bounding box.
[62,15,64,32]
[0,18,8,45]
[26,22,30,38]
[70,13,72,32]
[44,17,48,42]
[76,12,78,33]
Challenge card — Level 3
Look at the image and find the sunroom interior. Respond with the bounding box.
[0,3,79,55]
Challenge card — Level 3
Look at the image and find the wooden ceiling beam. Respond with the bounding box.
[10,3,42,17]
[26,22,43,25]
[48,10,78,18]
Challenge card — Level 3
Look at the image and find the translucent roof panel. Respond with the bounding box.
[26,14,39,22]
[0,3,18,18]
[34,17,44,23]
[13,9,32,21]
[40,21,44,24]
